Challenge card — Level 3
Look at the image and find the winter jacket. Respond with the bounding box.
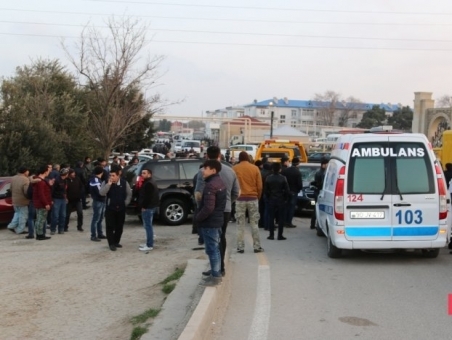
[10,173,30,207]
[233,161,262,200]
[265,173,290,202]
[89,176,106,202]
[99,178,132,212]
[138,178,159,209]
[282,165,303,194]
[33,177,52,209]
[52,175,67,199]
[66,176,83,202]
[195,174,226,228]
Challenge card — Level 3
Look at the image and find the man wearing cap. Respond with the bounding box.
[233,151,263,253]
[282,157,303,228]
[7,166,30,235]
[50,168,69,235]
[311,157,329,230]
[89,166,107,242]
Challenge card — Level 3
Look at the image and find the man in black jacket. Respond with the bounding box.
[265,162,290,240]
[196,160,227,287]
[138,169,159,252]
[65,169,84,232]
[282,157,303,228]
[310,158,329,230]
[50,168,68,235]
[99,165,132,251]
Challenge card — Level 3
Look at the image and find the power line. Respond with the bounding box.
[83,0,452,16]
[2,32,452,51]
[1,20,452,43]
[1,8,452,26]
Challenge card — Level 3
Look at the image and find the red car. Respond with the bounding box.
[0,177,13,225]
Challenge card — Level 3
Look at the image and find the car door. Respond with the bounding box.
[344,139,393,241]
[388,137,439,241]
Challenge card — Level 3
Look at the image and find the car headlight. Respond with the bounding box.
[298,190,303,197]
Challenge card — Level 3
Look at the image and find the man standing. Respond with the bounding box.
[196,160,227,287]
[75,161,89,209]
[89,166,107,242]
[138,169,159,252]
[233,151,263,253]
[311,158,329,230]
[50,168,69,235]
[33,165,53,240]
[282,157,303,228]
[266,162,290,240]
[195,146,239,276]
[7,166,30,235]
[100,165,132,251]
[65,169,84,232]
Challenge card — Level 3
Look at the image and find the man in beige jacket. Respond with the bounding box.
[7,166,30,235]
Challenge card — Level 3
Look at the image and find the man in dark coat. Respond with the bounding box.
[196,160,227,287]
[310,157,329,230]
[282,157,303,228]
[65,169,84,232]
[138,169,159,252]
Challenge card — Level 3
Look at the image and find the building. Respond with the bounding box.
[218,116,270,148]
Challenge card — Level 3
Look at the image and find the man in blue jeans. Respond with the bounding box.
[196,160,227,287]
[50,168,69,235]
[138,169,159,252]
[89,166,107,242]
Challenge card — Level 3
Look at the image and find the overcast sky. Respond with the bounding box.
[2,0,452,117]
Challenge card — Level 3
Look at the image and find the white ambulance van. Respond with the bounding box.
[316,131,450,258]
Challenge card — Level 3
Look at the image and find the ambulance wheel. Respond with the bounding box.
[421,248,440,258]
[327,226,342,258]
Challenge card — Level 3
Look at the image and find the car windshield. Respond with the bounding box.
[299,166,317,185]
[183,142,199,147]
[0,181,10,196]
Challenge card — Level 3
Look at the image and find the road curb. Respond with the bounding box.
[177,249,230,340]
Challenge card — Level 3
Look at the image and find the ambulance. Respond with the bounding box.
[316,129,450,258]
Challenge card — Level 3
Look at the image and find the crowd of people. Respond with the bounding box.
[6,155,158,253]
[192,146,328,287]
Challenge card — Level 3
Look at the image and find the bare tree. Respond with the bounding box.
[313,90,340,126]
[338,96,361,127]
[436,94,452,108]
[63,16,165,158]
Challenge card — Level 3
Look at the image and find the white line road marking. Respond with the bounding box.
[247,265,271,340]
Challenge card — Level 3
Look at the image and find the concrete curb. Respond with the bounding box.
[142,258,207,340]
[177,250,231,340]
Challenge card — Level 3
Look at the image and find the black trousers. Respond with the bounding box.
[220,212,231,272]
[105,209,125,246]
[66,200,83,229]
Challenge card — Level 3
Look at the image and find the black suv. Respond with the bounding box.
[126,158,231,226]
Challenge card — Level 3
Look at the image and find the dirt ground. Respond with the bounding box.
[0,209,204,340]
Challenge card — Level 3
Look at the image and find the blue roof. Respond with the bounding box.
[245,99,404,112]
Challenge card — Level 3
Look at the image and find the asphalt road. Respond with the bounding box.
[216,215,452,340]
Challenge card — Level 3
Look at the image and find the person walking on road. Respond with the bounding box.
[196,160,227,287]
[195,146,240,276]
[89,166,107,242]
[282,157,303,228]
[233,151,263,253]
[7,166,30,235]
[100,165,132,251]
[138,169,159,252]
[266,162,290,240]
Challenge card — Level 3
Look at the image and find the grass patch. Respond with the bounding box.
[162,283,176,294]
[131,308,160,325]
[160,267,184,285]
[130,326,147,340]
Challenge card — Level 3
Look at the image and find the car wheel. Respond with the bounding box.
[421,248,440,258]
[160,198,188,226]
[327,226,342,258]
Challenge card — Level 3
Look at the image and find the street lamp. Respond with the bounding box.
[269,101,274,138]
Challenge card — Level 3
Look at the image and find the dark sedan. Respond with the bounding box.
[295,164,319,215]
[0,177,13,225]
[307,152,331,163]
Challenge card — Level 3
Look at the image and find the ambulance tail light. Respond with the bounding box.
[334,166,346,221]
[435,164,448,220]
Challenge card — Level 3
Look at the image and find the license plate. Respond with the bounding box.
[350,211,384,219]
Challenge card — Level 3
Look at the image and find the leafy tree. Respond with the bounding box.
[387,106,413,131]
[356,105,387,129]
[158,119,172,131]
[63,16,165,159]
[0,59,90,175]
